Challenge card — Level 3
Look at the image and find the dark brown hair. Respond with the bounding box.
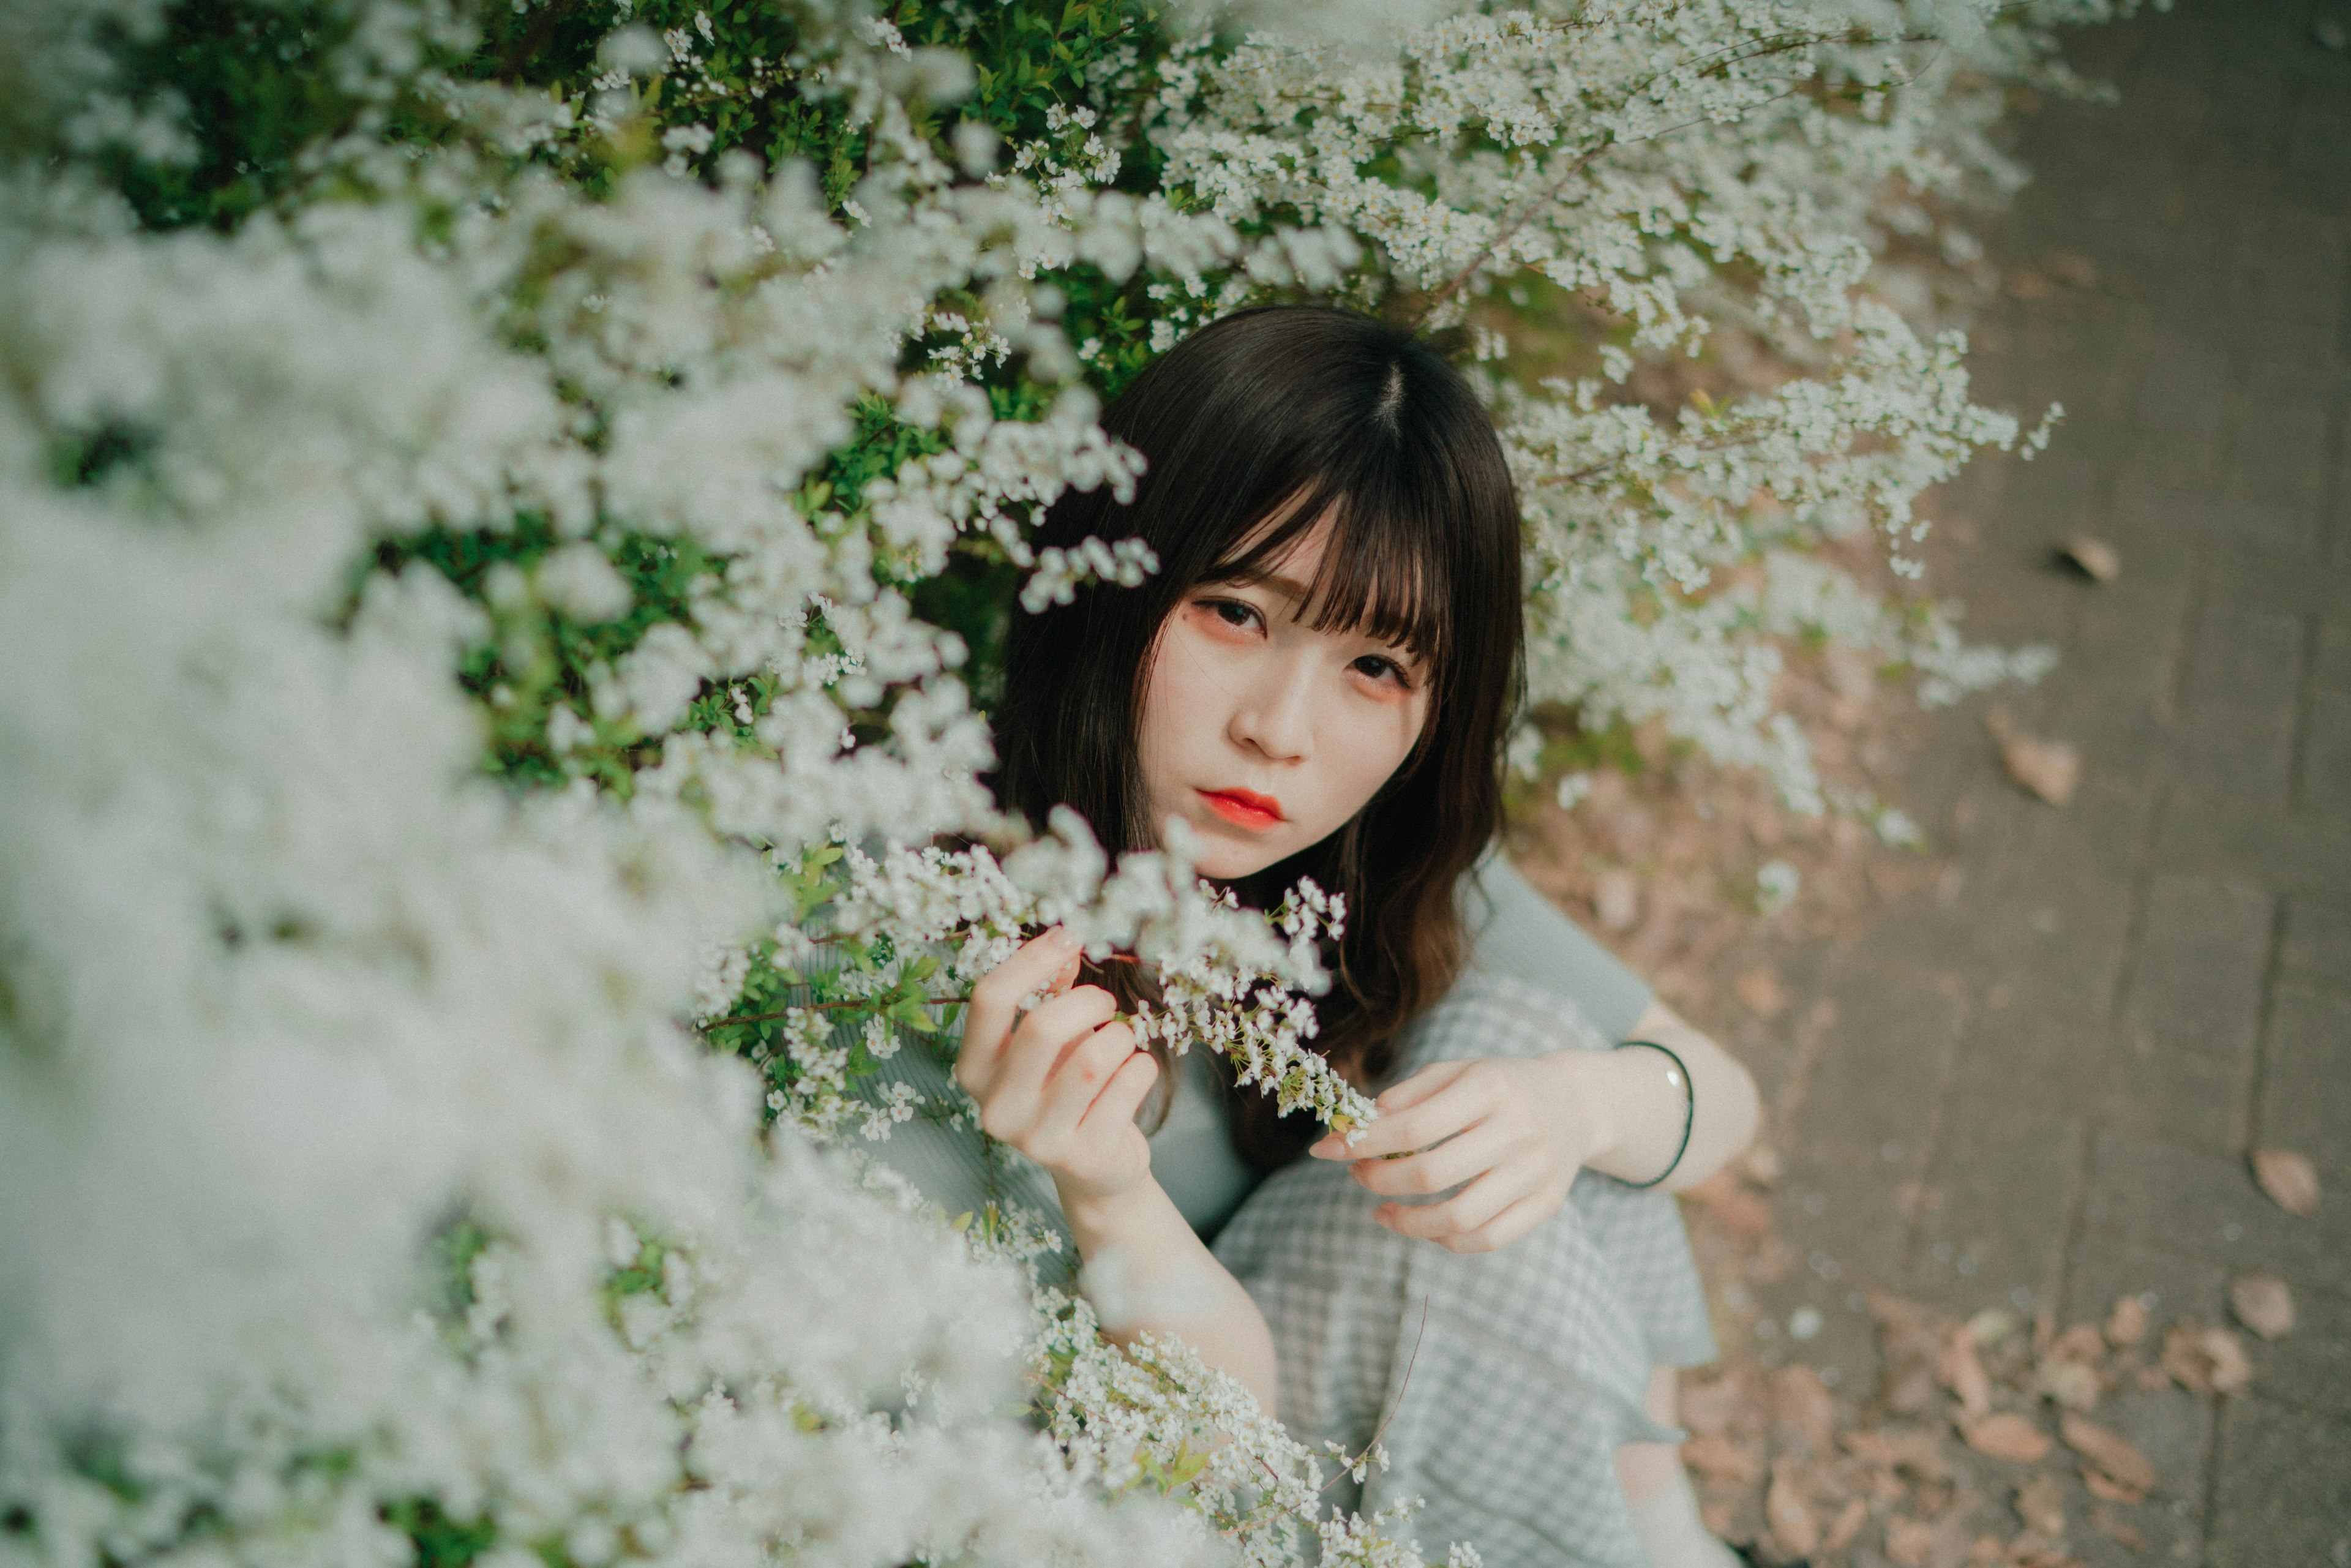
[993,306,1524,1171]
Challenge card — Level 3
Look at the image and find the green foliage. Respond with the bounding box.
[384,1499,499,1568]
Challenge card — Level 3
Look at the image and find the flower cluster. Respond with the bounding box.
[0,0,2126,1565]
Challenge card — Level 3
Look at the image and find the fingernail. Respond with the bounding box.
[1051,926,1082,951]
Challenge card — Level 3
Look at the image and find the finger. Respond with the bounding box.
[1038,1021,1142,1127]
[1308,1061,1474,1159]
[1440,1188,1556,1255]
[1376,1059,1475,1112]
[1374,1165,1534,1242]
[988,985,1117,1118]
[1316,1074,1489,1160]
[959,927,1083,1090]
[1349,1120,1517,1198]
[1076,1046,1160,1136]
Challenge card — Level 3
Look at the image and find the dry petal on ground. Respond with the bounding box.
[2083,1467,2143,1506]
[2004,268,2055,299]
[1960,1412,2053,1463]
[2162,1322,2254,1395]
[2230,1274,2295,1340]
[2060,1412,2158,1496]
[1997,730,2082,806]
[2057,535,2120,582]
[1766,1465,1820,1558]
[2014,1474,2067,1538]
[1938,1327,1995,1417]
[2252,1147,2321,1216]
[2104,1294,2148,1348]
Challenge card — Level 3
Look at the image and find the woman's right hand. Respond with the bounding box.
[954,926,1161,1206]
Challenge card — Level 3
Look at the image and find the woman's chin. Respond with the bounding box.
[1185,827,1293,882]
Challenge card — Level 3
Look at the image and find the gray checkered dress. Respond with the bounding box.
[1212,970,1718,1568]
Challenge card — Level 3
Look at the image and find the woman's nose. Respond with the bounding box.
[1229,655,1315,762]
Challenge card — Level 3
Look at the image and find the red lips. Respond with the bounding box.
[1198,788,1284,831]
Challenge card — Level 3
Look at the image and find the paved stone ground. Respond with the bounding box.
[1735,1,2351,1561]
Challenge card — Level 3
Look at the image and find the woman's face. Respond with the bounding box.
[1138,516,1433,880]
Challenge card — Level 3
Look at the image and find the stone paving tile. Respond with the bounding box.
[2207,1398,2351,1568]
[2081,1130,2351,1297]
[2278,896,2351,984]
[1745,4,2351,1555]
[1898,1089,2087,1315]
[2240,1278,2351,1422]
[2253,983,2351,1180]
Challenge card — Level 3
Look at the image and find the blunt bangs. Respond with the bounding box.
[1204,467,1451,673]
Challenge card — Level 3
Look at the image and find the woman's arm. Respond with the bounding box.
[1597,996,1760,1194]
[1307,993,1759,1251]
[958,928,1277,1409]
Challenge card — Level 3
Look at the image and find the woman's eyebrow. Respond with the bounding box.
[1215,566,1314,602]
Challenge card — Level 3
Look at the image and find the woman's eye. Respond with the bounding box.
[1199,598,1261,631]
[1351,654,1411,689]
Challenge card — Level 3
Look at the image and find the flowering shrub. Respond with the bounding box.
[0,0,2126,1565]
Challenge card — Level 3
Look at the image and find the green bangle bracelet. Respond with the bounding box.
[1613,1038,1694,1190]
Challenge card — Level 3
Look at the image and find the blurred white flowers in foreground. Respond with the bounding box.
[0,0,2124,1562]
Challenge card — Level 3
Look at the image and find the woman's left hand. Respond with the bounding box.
[1305,1052,1621,1253]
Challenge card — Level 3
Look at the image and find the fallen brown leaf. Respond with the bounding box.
[2252,1148,2321,1217]
[1938,1327,1995,1417]
[1682,1431,1762,1485]
[2082,1468,2145,1507]
[1734,965,1788,1018]
[2004,268,2055,299]
[2059,1413,2158,1495]
[2049,1324,2104,1363]
[1678,1370,1753,1437]
[1960,1412,2053,1464]
[1824,1497,1870,1555]
[2161,1322,2254,1395]
[2034,1356,2101,1412]
[1767,1465,1820,1558]
[2088,1505,2147,1551]
[2230,1274,2295,1340]
[2044,251,2100,288]
[2102,1296,2148,1348]
[1887,1517,1937,1568]
[1998,731,2082,806]
[1685,1171,1775,1239]
[2006,1540,2078,1568]
[2057,536,2120,583]
[2014,1474,2067,1539]
[1771,1363,1836,1457]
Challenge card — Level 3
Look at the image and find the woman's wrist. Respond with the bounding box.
[1054,1169,1165,1243]
[1537,1047,1633,1169]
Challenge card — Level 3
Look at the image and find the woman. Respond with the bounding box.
[885,306,1759,1568]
